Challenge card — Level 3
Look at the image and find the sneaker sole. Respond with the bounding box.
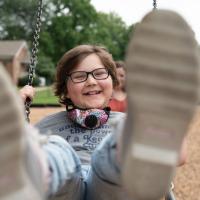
[122,9,199,200]
[0,66,43,200]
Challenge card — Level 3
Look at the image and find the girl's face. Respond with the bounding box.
[66,54,113,109]
[116,67,126,90]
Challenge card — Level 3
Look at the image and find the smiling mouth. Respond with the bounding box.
[83,91,101,95]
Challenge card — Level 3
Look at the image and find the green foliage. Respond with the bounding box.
[40,0,99,62]
[36,55,56,85]
[0,0,135,76]
[90,12,130,60]
[18,75,41,87]
[0,0,41,40]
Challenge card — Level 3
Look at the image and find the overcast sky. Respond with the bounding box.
[91,0,200,44]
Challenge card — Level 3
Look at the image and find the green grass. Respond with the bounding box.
[32,87,60,105]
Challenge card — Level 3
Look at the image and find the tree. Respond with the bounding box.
[40,4,131,62]
[90,12,131,60]
[36,55,56,85]
[39,0,98,63]
[0,0,41,40]
[0,0,134,83]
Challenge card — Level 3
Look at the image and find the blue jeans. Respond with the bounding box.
[43,133,131,200]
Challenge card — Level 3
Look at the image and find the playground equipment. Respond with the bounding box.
[25,1,182,200]
[25,0,43,122]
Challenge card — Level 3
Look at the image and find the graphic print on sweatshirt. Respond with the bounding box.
[58,123,112,151]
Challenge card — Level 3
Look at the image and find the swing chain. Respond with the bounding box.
[27,0,43,86]
[25,0,43,122]
[153,0,157,9]
[165,183,176,200]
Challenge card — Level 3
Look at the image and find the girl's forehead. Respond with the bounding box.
[117,67,125,74]
[71,54,105,72]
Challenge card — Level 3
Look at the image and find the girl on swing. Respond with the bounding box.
[0,9,199,200]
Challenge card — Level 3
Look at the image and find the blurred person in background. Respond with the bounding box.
[109,61,127,112]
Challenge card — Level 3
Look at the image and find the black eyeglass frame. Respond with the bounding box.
[67,68,110,83]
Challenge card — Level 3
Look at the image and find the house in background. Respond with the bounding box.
[0,40,30,85]
[0,61,4,69]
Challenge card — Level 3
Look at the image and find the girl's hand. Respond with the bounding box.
[19,85,36,103]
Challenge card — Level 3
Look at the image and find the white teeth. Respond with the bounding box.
[85,91,100,95]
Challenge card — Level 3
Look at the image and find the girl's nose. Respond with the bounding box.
[86,74,97,85]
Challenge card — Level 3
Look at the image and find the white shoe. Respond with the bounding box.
[0,66,44,200]
[122,9,199,200]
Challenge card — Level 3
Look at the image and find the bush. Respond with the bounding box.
[36,55,56,85]
[18,75,41,87]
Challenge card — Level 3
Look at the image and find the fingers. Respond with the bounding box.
[19,85,36,102]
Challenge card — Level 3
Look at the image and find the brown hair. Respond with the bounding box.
[115,60,126,70]
[54,44,119,105]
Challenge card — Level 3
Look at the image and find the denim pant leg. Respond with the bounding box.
[43,135,85,200]
[86,131,132,200]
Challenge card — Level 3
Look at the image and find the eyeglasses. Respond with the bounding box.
[67,68,110,83]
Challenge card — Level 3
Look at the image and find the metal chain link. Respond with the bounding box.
[165,181,176,200]
[25,0,43,122]
[153,0,157,9]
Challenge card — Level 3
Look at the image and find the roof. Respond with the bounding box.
[0,40,29,60]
